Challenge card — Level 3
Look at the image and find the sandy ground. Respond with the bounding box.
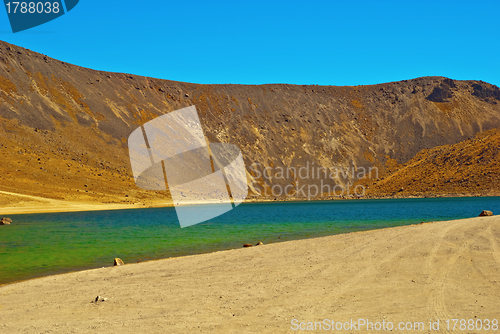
[0,191,247,215]
[0,190,145,214]
[0,216,499,333]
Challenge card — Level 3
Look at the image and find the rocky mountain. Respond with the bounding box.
[357,128,500,198]
[1,40,499,205]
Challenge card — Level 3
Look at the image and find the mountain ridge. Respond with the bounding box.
[1,39,500,205]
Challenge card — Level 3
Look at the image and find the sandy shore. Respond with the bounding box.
[0,190,259,215]
[1,216,499,333]
[0,190,148,215]
[0,191,231,215]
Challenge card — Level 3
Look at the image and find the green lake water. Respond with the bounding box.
[1,197,499,285]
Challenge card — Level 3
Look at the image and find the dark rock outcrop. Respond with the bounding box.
[426,78,456,102]
[472,82,500,101]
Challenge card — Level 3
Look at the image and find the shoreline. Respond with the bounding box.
[1,189,498,216]
[0,218,461,288]
[0,219,435,287]
[1,215,499,333]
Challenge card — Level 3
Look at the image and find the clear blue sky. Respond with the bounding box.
[0,0,499,87]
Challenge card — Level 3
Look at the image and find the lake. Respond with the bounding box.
[1,197,498,285]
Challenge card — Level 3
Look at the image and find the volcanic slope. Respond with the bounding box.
[1,40,500,205]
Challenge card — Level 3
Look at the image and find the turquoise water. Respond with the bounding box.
[0,197,499,285]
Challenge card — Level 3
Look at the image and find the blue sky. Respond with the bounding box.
[0,0,499,86]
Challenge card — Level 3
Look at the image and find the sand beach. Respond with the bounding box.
[1,215,499,333]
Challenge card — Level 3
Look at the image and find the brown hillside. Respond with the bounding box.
[358,128,500,198]
[1,40,500,204]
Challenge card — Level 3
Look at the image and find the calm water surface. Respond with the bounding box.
[1,197,499,285]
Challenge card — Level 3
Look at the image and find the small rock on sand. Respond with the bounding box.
[479,210,493,217]
[0,218,12,225]
[243,244,252,248]
[93,296,107,303]
[255,241,264,246]
[114,258,124,266]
